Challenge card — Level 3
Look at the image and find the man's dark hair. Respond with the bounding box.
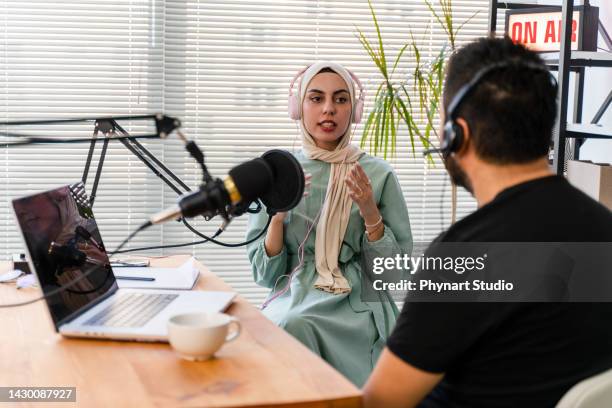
[443,37,558,164]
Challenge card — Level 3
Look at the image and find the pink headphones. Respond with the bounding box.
[287,64,365,124]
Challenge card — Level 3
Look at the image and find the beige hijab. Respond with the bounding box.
[298,61,364,294]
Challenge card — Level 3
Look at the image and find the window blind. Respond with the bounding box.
[161,0,487,303]
[0,0,166,256]
[1,0,489,304]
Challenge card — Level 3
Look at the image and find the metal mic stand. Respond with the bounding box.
[1,113,213,209]
[82,117,197,207]
[2,113,262,227]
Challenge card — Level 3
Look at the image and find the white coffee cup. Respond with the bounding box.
[167,312,241,361]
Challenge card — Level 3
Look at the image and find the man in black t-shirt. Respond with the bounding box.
[362,37,612,408]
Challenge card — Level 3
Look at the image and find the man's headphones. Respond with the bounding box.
[288,65,365,123]
[423,60,557,158]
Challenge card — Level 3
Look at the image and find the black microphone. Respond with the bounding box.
[422,147,445,156]
[48,242,87,267]
[149,149,305,225]
[48,242,105,268]
[75,226,104,252]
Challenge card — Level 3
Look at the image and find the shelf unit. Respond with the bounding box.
[488,0,612,174]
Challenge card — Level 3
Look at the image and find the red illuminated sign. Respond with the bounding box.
[505,6,598,52]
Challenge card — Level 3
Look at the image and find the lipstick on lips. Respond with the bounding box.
[319,120,337,133]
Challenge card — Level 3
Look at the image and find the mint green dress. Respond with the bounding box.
[246,150,413,387]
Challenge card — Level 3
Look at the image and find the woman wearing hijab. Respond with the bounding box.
[246,61,412,386]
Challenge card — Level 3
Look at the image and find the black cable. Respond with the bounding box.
[114,228,220,254]
[114,215,272,254]
[0,114,158,127]
[0,220,152,308]
[440,170,448,232]
[0,134,159,147]
[184,140,212,183]
[181,216,271,248]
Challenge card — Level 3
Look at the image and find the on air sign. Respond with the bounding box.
[505,6,599,52]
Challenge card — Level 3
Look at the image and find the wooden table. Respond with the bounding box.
[0,255,362,408]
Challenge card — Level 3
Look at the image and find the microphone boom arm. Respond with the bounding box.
[82,118,193,207]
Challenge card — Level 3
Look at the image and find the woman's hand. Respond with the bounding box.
[345,163,378,219]
[345,163,383,241]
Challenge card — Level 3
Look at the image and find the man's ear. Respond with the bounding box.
[454,117,471,156]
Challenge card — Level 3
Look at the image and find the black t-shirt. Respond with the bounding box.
[386,175,612,407]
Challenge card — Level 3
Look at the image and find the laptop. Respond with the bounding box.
[11,182,236,342]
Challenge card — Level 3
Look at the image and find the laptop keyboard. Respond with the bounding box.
[84,293,178,328]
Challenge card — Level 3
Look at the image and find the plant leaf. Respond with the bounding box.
[356,29,384,74]
[391,43,410,76]
[425,0,451,41]
[454,10,479,38]
[367,0,388,77]
[373,106,382,155]
[360,110,376,149]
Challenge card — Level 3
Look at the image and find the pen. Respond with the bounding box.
[115,276,155,282]
[110,262,150,267]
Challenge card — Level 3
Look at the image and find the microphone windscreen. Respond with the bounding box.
[75,225,91,240]
[229,158,274,203]
[49,243,86,267]
[260,149,304,213]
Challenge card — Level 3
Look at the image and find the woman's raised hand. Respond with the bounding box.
[345,163,378,218]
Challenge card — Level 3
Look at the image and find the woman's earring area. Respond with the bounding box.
[287,65,365,125]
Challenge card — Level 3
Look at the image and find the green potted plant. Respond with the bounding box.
[356,0,477,222]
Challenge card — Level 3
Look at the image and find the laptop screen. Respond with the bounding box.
[12,183,117,328]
